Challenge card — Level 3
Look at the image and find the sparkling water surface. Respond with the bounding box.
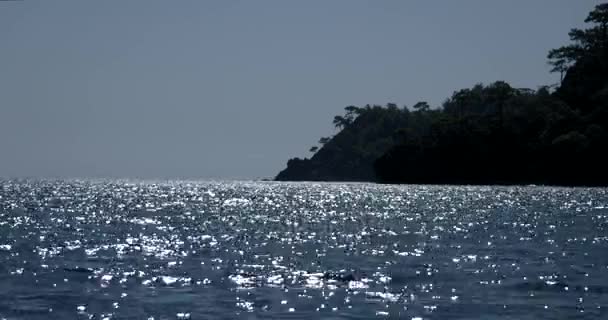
[1,179,607,319]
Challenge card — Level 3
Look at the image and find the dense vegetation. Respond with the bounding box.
[275,4,608,186]
[275,104,407,181]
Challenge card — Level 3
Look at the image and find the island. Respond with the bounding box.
[276,4,608,186]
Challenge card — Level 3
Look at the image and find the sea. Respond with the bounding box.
[0,179,607,319]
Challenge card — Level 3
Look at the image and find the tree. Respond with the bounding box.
[412,101,430,112]
[548,4,608,79]
[386,103,398,111]
[585,4,608,38]
[547,45,583,82]
[318,137,331,145]
[309,146,319,153]
[333,115,349,128]
[344,105,361,116]
[547,3,608,111]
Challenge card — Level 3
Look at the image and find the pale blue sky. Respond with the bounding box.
[0,1,603,179]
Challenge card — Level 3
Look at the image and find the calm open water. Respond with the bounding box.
[0,180,607,319]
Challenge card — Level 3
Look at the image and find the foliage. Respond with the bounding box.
[550,3,608,111]
[276,104,407,181]
[276,4,608,185]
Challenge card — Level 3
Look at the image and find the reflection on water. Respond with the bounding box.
[0,180,607,319]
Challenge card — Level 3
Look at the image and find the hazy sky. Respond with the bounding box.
[0,1,603,179]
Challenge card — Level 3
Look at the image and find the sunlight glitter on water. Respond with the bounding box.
[0,180,607,319]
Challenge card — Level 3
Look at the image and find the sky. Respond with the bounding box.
[0,0,603,179]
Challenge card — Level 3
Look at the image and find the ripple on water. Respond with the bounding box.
[0,180,607,319]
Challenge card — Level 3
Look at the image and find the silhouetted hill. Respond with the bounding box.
[374,83,608,186]
[275,105,405,181]
[276,4,608,186]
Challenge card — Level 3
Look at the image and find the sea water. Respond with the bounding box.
[0,179,607,319]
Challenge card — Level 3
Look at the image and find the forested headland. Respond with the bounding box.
[276,4,608,186]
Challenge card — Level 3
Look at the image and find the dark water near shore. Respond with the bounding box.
[1,180,607,319]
